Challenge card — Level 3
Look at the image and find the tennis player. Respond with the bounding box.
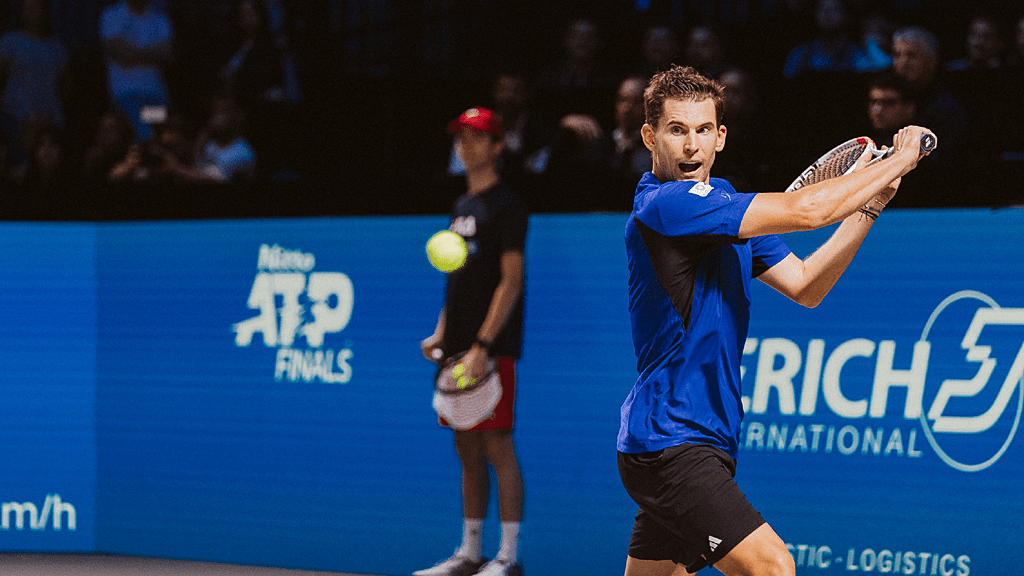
[618,65,930,576]
[417,107,528,576]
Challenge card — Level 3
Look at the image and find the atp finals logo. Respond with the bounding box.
[232,244,354,384]
[740,290,1023,472]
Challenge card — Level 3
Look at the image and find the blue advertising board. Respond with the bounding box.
[738,210,1024,575]
[1,209,1022,575]
[0,224,96,552]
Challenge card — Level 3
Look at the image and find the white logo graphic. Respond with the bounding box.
[917,291,1024,472]
[233,244,354,384]
[1,494,76,531]
[709,535,722,552]
[739,290,1022,472]
[689,182,713,197]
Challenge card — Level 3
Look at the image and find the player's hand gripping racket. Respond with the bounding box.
[784,132,937,192]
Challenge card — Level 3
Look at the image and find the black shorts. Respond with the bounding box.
[618,443,766,573]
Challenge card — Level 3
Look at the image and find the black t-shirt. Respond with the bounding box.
[442,182,528,358]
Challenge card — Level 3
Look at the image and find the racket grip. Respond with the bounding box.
[881,132,937,159]
[919,132,937,153]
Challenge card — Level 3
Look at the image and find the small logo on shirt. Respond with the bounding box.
[708,535,722,552]
[689,182,713,197]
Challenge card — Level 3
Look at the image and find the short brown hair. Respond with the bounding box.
[644,65,725,128]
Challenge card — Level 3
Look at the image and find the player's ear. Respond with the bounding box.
[641,123,656,151]
[716,124,727,152]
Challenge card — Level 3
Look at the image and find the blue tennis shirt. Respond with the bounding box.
[618,173,792,458]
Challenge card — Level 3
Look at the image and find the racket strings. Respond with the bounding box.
[803,142,867,186]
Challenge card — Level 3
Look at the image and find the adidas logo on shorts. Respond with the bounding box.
[709,535,722,552]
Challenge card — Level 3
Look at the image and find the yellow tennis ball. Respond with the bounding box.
[426,230,467,273]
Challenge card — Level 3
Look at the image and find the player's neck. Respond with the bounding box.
[466,167,499,196]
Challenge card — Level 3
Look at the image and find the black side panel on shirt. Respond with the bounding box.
[635,217,722,332]
[751,254,774,278]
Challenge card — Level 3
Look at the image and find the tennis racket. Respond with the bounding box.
[433,351,502,430]
[785,132,937,192]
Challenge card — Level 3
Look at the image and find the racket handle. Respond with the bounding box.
[881,132,937,159]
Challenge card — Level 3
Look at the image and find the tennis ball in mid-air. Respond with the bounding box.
[426,230,467,272]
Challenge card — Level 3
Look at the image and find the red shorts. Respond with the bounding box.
[439,357,516,431]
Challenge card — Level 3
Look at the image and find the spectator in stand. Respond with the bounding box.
[712,67,779,192]
[152,111,195,178]
[219,0,287,110]
[602,76,652,182]
[101,0,174,141]
[855,10,894,72]
[943,11,1021,190]
[535,17,620,127]
[163,97,256,183]
[684,26,727,80]
[1011,13,1024,67]
[891,26,968,162]
[14,124,78,218]
[945,12,1009,72]
[0,139,8,184]
[0,0,71,168]
[782,0,886,79]
[259,0,303,104]
[83,109,136,185]
[0,138,12,211]
[864,72,917,149]
[107,109,195,185]
[633,24,681,78]
[859,71,944,208]
[1002,13,1024,158]
[10,110,53,181]
[545,75,651,212]
[946,12,1016,153]
[216,0,290,179]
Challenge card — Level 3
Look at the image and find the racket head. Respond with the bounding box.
[433,351,502,430]
[785,137,875,192]
[435,351,497,393]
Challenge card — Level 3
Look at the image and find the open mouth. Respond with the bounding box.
[678,161,701,173]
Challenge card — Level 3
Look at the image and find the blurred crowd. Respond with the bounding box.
[426,0,1024,213]
[0,0,1022,219]
[0,0,314,219]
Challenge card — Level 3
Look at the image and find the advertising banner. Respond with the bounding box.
[739,210,1024,575]
[0,224,96,552]
[1,210,1021,575]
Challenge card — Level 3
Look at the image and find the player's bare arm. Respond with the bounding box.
[738,125,929,239]
[461,250,524,380]
[758,170,900,307]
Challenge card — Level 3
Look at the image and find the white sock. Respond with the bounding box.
[456,518,484,561]
[496,521,520,562]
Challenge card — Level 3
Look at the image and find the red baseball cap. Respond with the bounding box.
[447,107,503,135]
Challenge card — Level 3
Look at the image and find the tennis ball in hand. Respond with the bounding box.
[426,230,468,272]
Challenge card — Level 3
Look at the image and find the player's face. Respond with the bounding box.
[641,97,726,183]
[455,128,502,172]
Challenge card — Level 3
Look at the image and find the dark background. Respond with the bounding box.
[1,0,1021,220]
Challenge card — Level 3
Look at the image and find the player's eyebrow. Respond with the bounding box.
[665,119,715,130]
